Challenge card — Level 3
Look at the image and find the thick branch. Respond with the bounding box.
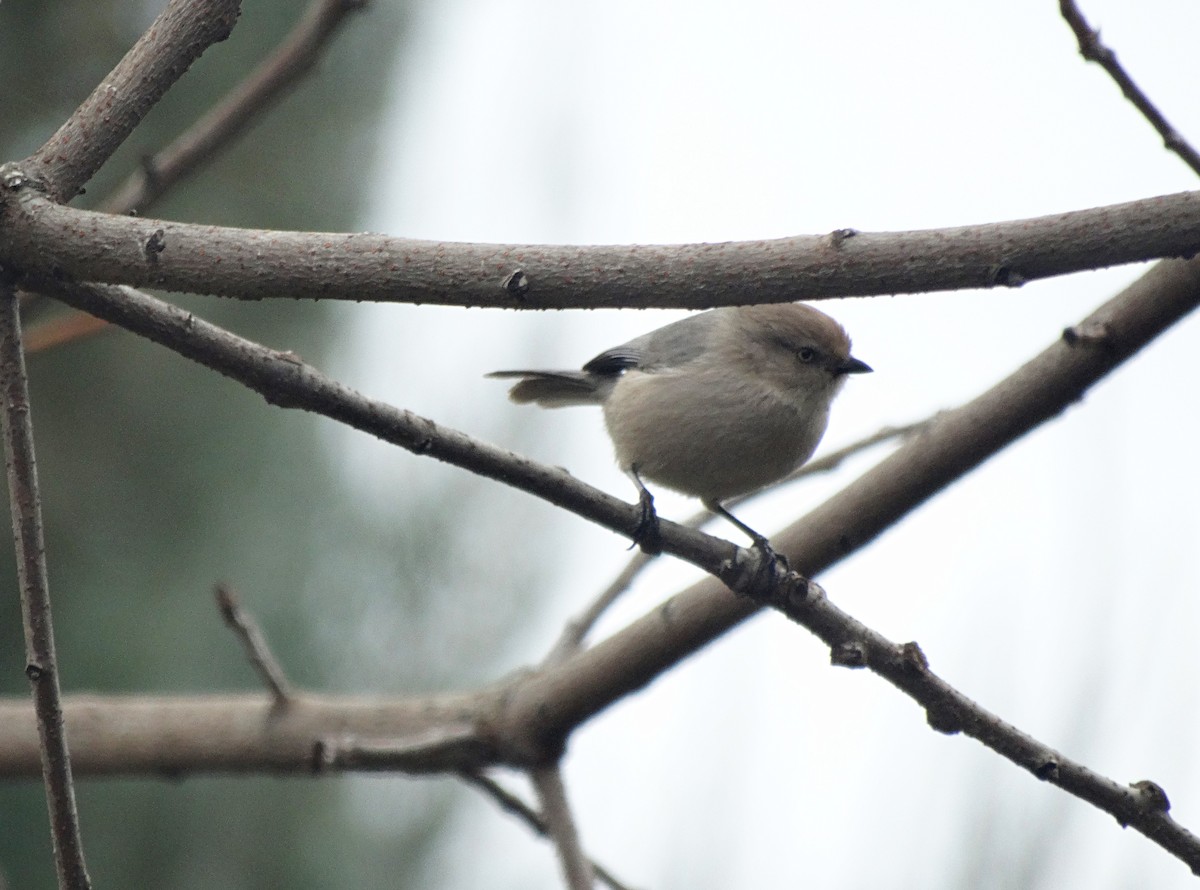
[4,187,1200,308]
[498,255,1200,757]
[0,283,91,888]
[22,276,744,585]
[0,693,487,776]
[22,249,1200,761]
[24,0,242,202]
[0,259,1197,868]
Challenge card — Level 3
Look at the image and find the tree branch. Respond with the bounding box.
[1060,0,1200,177]
[531,766,595,890]
[214,583,294,706]
[499,257,1200,748]
[0,693,489,776]
[0,281,91,889]
[24,0,242,202]
[100,0,367,216]
[15,276,746,584]
[4,187,1200,308]
[8,226,1200,870]
[543,420,927,665]
[460,772,633,890]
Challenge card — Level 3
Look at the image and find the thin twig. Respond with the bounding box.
[0,280,91,889]
[542,550,656,667]
[213,582,294,706]
[1060,0,1200,177]
[101,0,367,216]
[543,420,927,665]
[460,772,635,890]
[531,765,595,890]
[774,420,929,480]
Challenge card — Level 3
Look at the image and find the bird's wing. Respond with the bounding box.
[582,310,725,375]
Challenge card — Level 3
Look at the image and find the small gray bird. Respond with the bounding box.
[489,303,871,554]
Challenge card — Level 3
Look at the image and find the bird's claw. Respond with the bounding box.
[630,486,663,555]
[742,534,798,597]
[750,535,788,574]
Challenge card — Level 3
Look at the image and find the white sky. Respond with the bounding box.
[336,1,1200,887]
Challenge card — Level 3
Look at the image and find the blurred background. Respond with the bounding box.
[2,0,1200,887]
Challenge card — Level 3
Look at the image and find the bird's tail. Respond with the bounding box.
[486,370,604,407]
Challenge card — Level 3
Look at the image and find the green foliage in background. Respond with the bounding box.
[0,2,509,887]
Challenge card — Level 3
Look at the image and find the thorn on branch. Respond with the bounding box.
[1130,779,1171,814]
[925,704,962,736]
[830,640,867,669]
[0,165,30,191]
[987,263,1026,288]
[143,229,166,262]
[502,268,530,299]
[1061,321,1112,348]
[900,641,929,672]
[1035,758,1060,781]
[829,227,858,248]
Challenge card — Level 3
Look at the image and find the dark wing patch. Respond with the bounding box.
[583,347,644,376]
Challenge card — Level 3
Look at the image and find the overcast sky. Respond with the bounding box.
[335,1,1200,886]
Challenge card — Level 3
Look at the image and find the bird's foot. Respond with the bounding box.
[630,485,663,555]
[750,533,789,576]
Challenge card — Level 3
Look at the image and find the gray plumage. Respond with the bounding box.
[488,303,871,536]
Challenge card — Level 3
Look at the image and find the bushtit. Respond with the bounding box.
[489,303,870,556]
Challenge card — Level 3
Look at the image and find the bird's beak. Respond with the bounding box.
[836,356,873,375]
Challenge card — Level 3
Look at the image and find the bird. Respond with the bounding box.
[489,302,871,557]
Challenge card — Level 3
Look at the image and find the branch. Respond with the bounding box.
[214,583,294,705]
[13,230,1200,868]
[21,242,1200,752]
[0,693,490,776]
[4,186,1200,308]
[760,586,1200,870]
[1060,0,1200,177]
[499,257,1200,745]
[0,281,91,888]
[460,772,633,890]
[313,728,485,774]
[24,0,242,202]
[101,0,367,216]
[531,766,595,890]
[493,259,1200,868]
[20,0,364,347]
[18,276,746,585]
[543,420,927,664]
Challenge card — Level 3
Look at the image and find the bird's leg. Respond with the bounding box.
[705,500,789,576]
[626,466,662,555]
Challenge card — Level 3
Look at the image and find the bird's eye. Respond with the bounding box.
[796,347,816,363]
